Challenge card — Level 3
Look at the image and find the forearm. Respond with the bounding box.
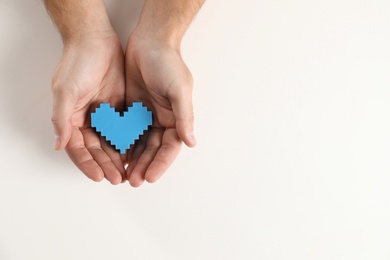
[44,0,113,44]
[134,0,205,47]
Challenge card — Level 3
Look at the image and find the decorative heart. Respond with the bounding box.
[91,102,152,154]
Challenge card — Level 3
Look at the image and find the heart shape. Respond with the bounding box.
[91,102,152,154]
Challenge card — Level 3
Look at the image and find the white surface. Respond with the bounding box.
[1,0,390,259]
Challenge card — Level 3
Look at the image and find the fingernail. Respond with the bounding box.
[53,135,61,150]
[188,132,197,146]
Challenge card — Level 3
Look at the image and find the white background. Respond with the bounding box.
[1,0,390,259]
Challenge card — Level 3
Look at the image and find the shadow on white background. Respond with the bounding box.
[0,1,57,158]
[1,0,390,259]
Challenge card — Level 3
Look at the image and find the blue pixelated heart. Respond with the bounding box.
[91,102,152,154]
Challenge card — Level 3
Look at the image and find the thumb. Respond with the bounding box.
[51,86,77,150]
[170,87,197,148]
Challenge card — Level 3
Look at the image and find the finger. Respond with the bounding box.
[52,85,77,150]
[126,132,149,184]
[125,140,136,170]
[82,128,124,185]
[145,128,182,183]
[169,87,197,147]
[129,128,163,187]
[65,127,104,182]
[100,138,127,183]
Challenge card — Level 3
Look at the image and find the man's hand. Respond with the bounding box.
[46,0,126,184]
[124,0,204,187]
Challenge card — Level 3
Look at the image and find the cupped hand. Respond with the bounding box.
[124,33,197,187]
[51,32,126,184]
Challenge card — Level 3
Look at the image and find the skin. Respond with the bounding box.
[44,0,204,186]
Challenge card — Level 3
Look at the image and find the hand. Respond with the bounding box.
[51,32,126,184]
[124,32,197,187]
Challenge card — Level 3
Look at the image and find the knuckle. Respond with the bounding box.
[188,73,194,87]
[51,115,59,123]
[51,115,60,126]
[51,82,66,93]
[147,138,161,149]
[188,113,195,123]
[51,69,61,90]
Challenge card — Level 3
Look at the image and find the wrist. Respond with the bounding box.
[62,33,122,66]
[45,0,114,44]
[133,0,200,49]
[61,13,114,45]
[62,27,117,47]
[130,26,183,51]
